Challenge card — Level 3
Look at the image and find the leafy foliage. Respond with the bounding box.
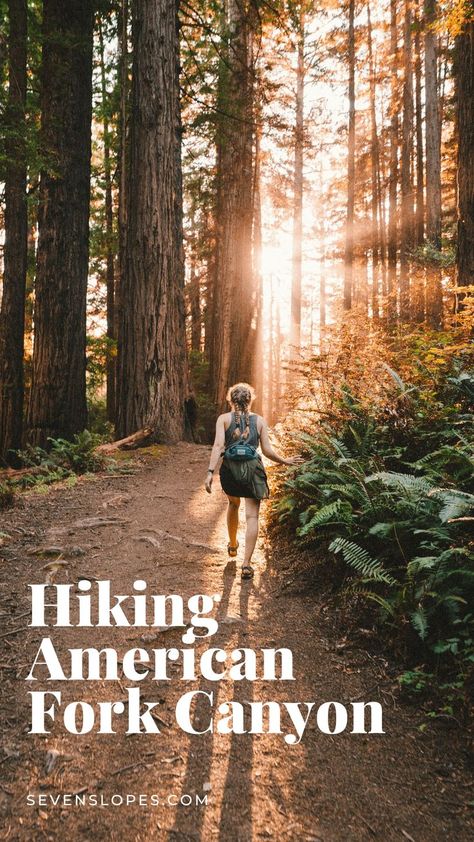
[0,431,115,507]
[275,325,474,708]
[18,430,109,475]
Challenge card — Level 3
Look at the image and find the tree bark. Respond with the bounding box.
[290,7,305,351]
[367,1,380,319]
[344,0,356,312]
[253,117,264,412]
[116,0,186,441]
[0,0,28,463]
[98,15,117,424]
[318,161,326,347]
[400,0,414,320]
[424,0,442,249]
[454,19,474,291]
[27,0,93,446]
[188,205,201,352]
[387,0,399,323]
[209,0,256,410]
[117,0,128,383]
[414,14,425,247]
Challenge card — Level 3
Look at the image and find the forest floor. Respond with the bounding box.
[0,443,473,842]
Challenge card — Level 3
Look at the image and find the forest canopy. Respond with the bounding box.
[0,0,473,458]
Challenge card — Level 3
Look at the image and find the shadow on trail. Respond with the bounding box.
[166,563,257,842]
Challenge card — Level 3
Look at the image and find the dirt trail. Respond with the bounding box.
[0,444,472,842]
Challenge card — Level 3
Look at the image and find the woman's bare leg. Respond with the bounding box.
[244,498,260,564]
[226,495,240,548]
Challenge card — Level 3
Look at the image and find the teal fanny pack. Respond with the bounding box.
[224,441,257,461]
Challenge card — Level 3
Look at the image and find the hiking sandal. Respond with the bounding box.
[241,564,254,580]
[227,541,239,557]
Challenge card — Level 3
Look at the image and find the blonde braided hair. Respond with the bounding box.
[226,383,255,440]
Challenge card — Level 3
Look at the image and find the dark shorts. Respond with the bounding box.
[219,460,269,500]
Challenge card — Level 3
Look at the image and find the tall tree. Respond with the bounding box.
[27,0,93,446]
[414,12,425,247]
[400,0,414,319]
[343,0,356,311]
[97,13,117,423]
[454,13,474,292]
[367,0,381,319]
[116,0,186,440]
[290,5,305,351]
[117,0,128,369]
[387,0,399,322]
[424,0,442,249]
[0,0,28,462]
[188,203,202,352]
[253,117,264,410]
[209,0,256,410]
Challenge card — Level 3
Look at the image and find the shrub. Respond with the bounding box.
[274,325,474,711]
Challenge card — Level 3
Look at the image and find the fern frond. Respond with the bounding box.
[348,585,396,616]
[367,472,434,496]
[329,537,397,586]
[429,488,474,523]
[411,609,429,640]
[297,501,353,536]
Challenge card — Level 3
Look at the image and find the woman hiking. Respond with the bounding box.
[205,383,299,580]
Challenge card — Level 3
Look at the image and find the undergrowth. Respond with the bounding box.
[274,319,474,720]
[0,430,119,506]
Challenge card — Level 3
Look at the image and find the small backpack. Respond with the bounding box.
[223,414,269,499]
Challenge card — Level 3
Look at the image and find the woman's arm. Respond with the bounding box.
[259,419,299,465]
[205,415,226,493]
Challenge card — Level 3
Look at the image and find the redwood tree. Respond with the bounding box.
[400,0,414,319]
[424,0,442,249]
[454,14,474,290]
[0,0,28,462]
[290,5,305,352]
[387,0,399,322]
[116,0,186,441]
[209,0,256,410]
[343,0,356,312]
[27,0,94,445]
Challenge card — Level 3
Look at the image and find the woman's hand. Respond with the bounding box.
[205,473,213,494]
[284,455,304,466]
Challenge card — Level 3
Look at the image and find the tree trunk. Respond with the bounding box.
[27,0,93,446]
[203,213,214,360]
[387,0,399,323]
[116,0,186,441]
[268,279,275,424]
[188,206,201,352]
[400,0,414,320]
[209,0,255,410]
[318,163,326,346]
[117,0,129,383]
[98,16,117,424]
[253,118,264,412]
[424,0,442,249]
[344,0,356,312]
[454,19,474,292]
[290,7,305,352]
[367,1,380,319]
[414,14,425,247]
[0,0,28,463]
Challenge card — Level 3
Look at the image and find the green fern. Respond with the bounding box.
[367,472,434,496]
[411,608,429,640]
[329,537,397,586]
[428,488,474,523]
[297,501,353,536]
